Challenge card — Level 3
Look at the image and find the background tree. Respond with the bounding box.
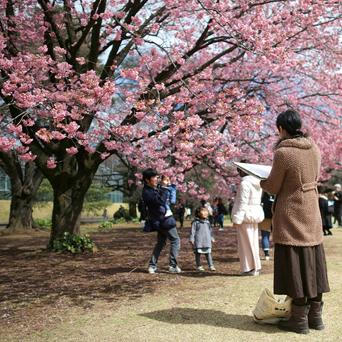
[0,152,43,231]
[0,1,340,247]
[82,183,112,216]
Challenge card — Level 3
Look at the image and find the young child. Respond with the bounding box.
[160,175,177,217]
[189,207,216,272]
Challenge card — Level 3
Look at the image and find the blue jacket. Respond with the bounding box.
[161,184,177,213]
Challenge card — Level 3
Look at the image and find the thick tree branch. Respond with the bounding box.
[87,0,107,70]
[71,0,101,58]
[38,0,67,51]
[100,4,166,80]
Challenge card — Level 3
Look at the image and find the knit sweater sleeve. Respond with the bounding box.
[189,221,196,243]
[260,149,287,195]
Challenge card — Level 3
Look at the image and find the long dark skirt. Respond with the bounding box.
[274,243,330,299]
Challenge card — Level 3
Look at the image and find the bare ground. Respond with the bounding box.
[1,224,341,342]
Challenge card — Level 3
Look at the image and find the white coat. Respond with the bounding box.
[232,175,264,225]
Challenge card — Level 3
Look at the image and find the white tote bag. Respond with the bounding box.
[252,288,292,324]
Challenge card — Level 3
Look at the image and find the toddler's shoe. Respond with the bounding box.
[209,265,216,271]
[169,265,182,273]
[197,266,205,272]
[148,266,157,274]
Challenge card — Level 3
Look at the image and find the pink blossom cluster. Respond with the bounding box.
[0,0,340,196]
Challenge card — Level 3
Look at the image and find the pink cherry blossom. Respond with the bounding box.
[0,0,339,204]
[47,158,57,169]
[36,128,52,143]
[19,152,37,162]
[66,147,78,155]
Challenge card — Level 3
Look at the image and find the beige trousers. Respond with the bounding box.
[237,223,261,273]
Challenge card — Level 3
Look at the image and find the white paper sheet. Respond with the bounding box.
[234,162,272,180]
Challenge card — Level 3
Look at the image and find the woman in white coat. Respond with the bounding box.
[232,168,264,276]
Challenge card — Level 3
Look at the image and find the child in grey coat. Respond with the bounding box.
[189,207,216,272]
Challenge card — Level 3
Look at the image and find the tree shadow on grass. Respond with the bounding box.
[140,307,279,333]
[0,227,244,320]
[90,266,147,275]
[175,270,239,278]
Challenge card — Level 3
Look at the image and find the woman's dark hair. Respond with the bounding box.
[142,168,158,182]
[276,109,304,137]
[237,159,249,177]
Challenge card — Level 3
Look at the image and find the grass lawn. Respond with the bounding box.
[0,224,341,342]
[0,200,130,223]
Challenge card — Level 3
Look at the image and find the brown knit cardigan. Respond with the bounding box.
[260,137,323,246]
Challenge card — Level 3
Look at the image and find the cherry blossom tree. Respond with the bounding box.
[0,0,340,246]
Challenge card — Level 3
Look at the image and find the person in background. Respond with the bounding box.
[216,197,227,231]
[259,192,275,260]
[189,207,216,272]
[333,184,342,227]
[185,207,192,220]
[232,168,264,276]
[318,186,333,236]
[142,169,181,274]
[175,200,185,228]
[228,196,235,222]
[212,198,218,228]
[327,191,335,225]
[260,109,330,334]
[102,208,108,221]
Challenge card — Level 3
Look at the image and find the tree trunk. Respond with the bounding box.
[48,174,94,248]
[128,200,137,218]
[26,143,99,248]
[0,152,43,231]
[7,193,35,231]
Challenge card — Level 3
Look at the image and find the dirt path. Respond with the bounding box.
[1,226,341,341]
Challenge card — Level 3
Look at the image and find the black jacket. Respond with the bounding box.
[217,203,227,215]
[319,195,332,229]
[261,192,275,219]
[142,184,168,221]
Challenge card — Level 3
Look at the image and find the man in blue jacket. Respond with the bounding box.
[142,168,181,274]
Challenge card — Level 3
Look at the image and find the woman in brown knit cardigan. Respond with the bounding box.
[260,109,330,334]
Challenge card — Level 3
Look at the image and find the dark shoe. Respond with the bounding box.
[278,304,310,334]
[308,301,324,330]
[240,269,259,276]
